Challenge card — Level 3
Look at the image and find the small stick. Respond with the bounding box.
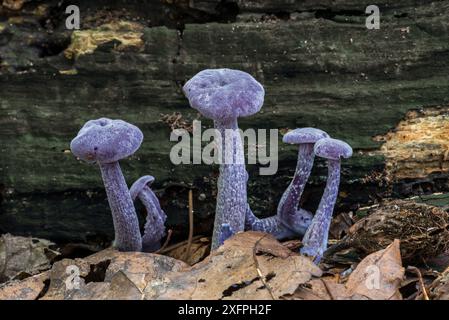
[183,189,194,262]
[253,234,276,300]
[154,229,173,254]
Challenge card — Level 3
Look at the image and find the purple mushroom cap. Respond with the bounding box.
[71,118,143,164]
[183,68,265,121]
[314,138,353,160]
[283,128,329,144]
[130,175,155,201]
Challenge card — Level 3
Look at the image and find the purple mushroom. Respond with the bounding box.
[245,128,329,238]
[300,137,353,263]
[277,128,329,227]
[70,118,143,252]
[130,175,167,252]
[245,205,312,239]
[217,223,234,246]
[183,68,265,250]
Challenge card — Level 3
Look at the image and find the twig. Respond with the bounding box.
[183,189,194,262]
[154,229,173,254]
[253,234,276,300]
[320,278,335,300]
[407,266,430,300]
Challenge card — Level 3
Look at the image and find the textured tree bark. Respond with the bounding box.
[1,0,449,244]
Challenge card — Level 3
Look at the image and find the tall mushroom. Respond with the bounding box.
[130,175,167,252]
[70,118,143,252]
[300,137,353,263]
[183,68,265,250]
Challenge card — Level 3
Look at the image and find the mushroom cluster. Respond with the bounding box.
[70,68,352,264]
[183,68,353,263]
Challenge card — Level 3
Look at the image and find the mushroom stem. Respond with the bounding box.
[277,144,315,222]
[99,162,142,252]
[218,223,234,246]
[245,206,288,237]
[300,159,340,263]
[137,186,166,252]
[245,204,312,239]
[211,118,247,250]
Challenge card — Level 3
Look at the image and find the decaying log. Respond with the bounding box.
[1,1,449,244]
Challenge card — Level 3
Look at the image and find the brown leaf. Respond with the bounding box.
[0,234,60,283]
[345,239,404,300]
[165,237,210,265]
[41,250,188,300]
[292,240,404,300]
[144,231,322,300]
[329,212,354,240]
[0,271,50,300]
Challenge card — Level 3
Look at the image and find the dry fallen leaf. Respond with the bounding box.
[164,237,210,265]
[40,250,188,300]
[345,239,404,300]
[144,232,322,300]
[0,234,60,283]
[292,240,404,300]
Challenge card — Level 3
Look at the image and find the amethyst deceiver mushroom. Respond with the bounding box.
[245,205,312,239]
[278,128,329,228]
[245,128,329,238]
[300,137,352,263]
[130,175,167,252]
[183,68,265,250]
[70,118,143,252]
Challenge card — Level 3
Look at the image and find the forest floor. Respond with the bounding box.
[0,195,448,300]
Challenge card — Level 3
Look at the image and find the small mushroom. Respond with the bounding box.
[70,118,143,252]
[278,128,329,228]
[300,137,353,263]
[245,128,328,239]
[183,68,265,250]
[130,175,167,252]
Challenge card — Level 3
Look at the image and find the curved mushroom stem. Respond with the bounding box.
[244,144,315,239]
[300,159,340,263]
[211,118,247,250]
[245,205,311,239]
[99,162,142,252]
[136,185,167,252]
[277,144,315,223]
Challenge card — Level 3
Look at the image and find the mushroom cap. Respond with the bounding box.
[130,175,155,201]
[70,118,143,164]
[283,127,329,144]
[183,68,265,121]
[314,138,353,160]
